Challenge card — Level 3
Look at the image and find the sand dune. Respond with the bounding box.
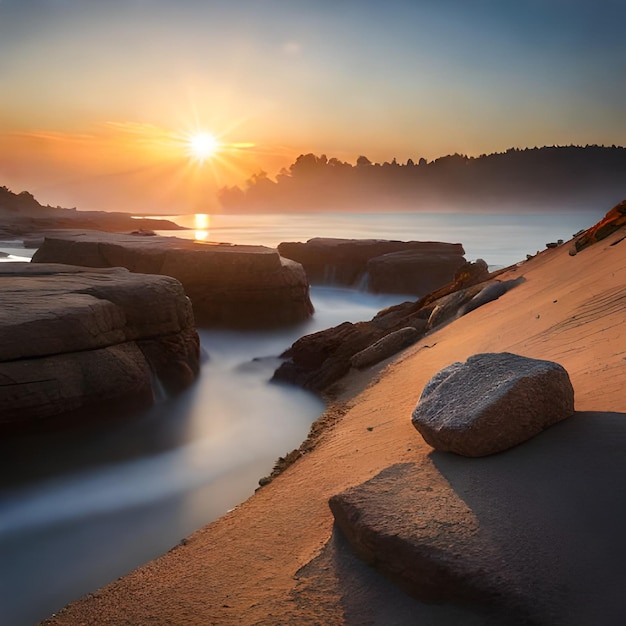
[43,225,626,625]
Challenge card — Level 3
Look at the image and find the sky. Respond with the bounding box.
[1,0,625,213]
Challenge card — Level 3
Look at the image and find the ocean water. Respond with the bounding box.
[0,209,600,624]
[159,210,599,267]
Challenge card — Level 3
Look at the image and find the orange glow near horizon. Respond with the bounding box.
[0,119,278,212]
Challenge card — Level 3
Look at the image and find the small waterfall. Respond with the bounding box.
[150,370,168,404]
[322,264,338,285]
[354,270,370,292]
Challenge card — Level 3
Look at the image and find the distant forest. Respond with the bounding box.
[218,145,626,213]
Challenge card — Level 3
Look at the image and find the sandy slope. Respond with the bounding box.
[43,226,626,625]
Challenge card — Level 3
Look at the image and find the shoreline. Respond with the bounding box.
[40,222,626,624]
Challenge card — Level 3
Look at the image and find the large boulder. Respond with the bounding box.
[0,263,200,431]
[277,238,465,294]
[32,231,313,328]
[412,352,575,456]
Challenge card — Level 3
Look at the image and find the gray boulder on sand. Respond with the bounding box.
[412,352,575,456]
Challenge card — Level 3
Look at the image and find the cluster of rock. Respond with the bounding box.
[0,263,200,431]
[273,259,522,393]
[329,352,576,619]
[14,228,520,431]
[31,231,313,328]
[15,230,479,428]
[570,198,626,254]
[277,238,466,294]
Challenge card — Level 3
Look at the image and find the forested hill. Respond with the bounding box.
[218,145,626,213]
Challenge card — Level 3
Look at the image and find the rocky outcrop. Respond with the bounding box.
[328,462,543,622]
[274,262,521,394]
[426,277,524,330]
[570,199,626,254]
[274,321,382,392]
[277,238,465,294]
[31,231,313,328]
[367,249,466,294]
[0,187,183,237]
[0,263,200,431]
[351,327,421,370]
[412,352,575,456]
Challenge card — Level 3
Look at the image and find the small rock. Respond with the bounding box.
[351,326,421,369]
[411,352,575,456]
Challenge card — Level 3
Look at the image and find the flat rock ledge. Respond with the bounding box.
[32,231,313,328]
[412,352,575,456]
[329,462,536,623]
[0,263,200,431]
[278,238,466,294]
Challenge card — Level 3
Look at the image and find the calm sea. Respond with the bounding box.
[158,210,598,267]
[0,209,600,624]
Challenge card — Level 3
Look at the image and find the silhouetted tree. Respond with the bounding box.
[216,146,626,213]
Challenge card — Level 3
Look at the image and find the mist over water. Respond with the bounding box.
[0,210,600,624]
[0,285,407,626]
[166,210,600,267]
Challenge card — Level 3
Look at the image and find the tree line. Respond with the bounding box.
[217,145,626,212]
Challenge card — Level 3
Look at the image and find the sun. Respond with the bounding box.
[186,132,220,162]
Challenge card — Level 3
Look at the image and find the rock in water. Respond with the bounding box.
[366,249,466,295]
[0,263,200,431]
[278,238,465,294]
[411,352,574,456]
[32,230,313,328]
